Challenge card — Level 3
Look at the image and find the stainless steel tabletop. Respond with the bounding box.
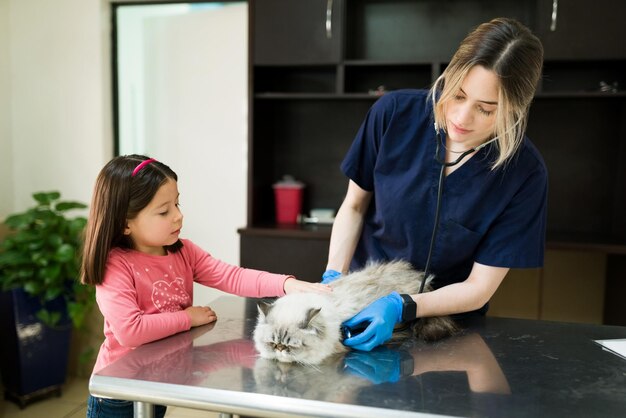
[89,296,626,418]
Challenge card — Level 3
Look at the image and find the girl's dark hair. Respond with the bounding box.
[80,155,182,285]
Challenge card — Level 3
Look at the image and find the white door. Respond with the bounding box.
[117,3,248,303]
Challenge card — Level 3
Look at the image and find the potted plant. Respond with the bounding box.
[0,191,94,408]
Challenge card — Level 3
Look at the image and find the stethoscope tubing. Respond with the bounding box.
[420,129,483,293]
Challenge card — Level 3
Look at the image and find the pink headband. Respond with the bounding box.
[132,158,157,177]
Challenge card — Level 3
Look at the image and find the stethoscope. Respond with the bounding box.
[418,123,498,294]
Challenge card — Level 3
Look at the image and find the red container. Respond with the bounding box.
[273,176,305,224]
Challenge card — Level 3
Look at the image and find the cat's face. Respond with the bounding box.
[253,294,343,364]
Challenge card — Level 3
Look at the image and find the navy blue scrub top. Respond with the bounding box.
[341,90,547,304]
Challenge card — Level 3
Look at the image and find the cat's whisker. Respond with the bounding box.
[296,359,323,373]
[308,364,322,373]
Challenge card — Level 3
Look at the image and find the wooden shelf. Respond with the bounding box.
[343,60,433,66]
[536,91,626,99]
[240,227,626,255]
[238,225,332,240]
[254,93,380,100]
[546,233,626,255]
[256,91,626,100]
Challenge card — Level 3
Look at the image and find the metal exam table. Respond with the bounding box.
[89,296,626,418]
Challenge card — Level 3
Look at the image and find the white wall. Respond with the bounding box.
[116,3,248,303]
[115,4,248,304]
[4,0,109,212]
[0,0,14,217]
[1,0,247,304]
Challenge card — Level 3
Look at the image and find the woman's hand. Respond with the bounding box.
[184,305,217,327]
[283,277,332,295]
[321,269,342,284]
[342,292,403,351]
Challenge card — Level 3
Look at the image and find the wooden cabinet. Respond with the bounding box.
[344,0,533,62]
[241,0,626,324]
[535,0,626,60]
[239,227,331,282]
[253,0,342,65]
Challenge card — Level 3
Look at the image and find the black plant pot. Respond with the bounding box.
[0,288,72,408]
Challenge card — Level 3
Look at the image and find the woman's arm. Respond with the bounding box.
[342,262,508,352]
[413,262,509,317]
[326,180,373,274]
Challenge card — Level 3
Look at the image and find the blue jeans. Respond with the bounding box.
[86,395,167,418]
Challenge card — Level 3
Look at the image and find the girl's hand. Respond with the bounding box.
[283,277,332,295]
[184,305,218,327]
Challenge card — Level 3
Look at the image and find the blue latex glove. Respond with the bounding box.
[342,292,403,351]
[343,347,403,384]
[321,269,342,284]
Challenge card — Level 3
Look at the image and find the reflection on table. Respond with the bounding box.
[90,296,626,418]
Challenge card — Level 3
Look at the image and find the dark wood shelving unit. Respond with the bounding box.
[536,92,626,99]
[238,225,332,240]
[242,0,626,324]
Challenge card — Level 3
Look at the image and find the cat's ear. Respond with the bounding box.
[300,307,322,329]
[257,301,273,319]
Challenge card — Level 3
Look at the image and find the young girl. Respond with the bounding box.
[81,155,329,418]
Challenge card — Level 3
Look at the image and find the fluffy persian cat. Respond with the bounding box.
[253,260,458,364]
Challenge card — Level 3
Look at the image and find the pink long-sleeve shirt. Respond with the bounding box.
[93,239,288,372]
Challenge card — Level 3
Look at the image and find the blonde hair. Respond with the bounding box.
[430,18,543,169]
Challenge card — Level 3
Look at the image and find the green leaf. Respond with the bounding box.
[32,252,49,267]
[36,308,61,327]
[0,251,30,267]
[56,201,87,211]
[45,286,63,300]
[68,301,86,328]
[33,191,60,205]
[41,264,62,282]
[27,241,44,251]
[68,218,87,235]
[79,347,96,365]
[55,244,75,262]
[48,234,63,247]
[4,212,34,229]
[23,280,41,295]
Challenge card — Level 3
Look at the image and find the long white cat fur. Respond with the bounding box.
[253,260,458,364]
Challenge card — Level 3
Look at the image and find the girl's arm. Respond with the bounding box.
[283,277,331,294]
[326,180,373,274]
[187,240,330,297]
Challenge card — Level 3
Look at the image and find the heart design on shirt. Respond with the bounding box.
[152,277,190,313]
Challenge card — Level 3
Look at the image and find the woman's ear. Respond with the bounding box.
[124,221,131,236]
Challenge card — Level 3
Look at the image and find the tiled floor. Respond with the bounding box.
[1,377,223,418]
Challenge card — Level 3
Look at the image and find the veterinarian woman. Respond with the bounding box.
[323,18,547,351]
